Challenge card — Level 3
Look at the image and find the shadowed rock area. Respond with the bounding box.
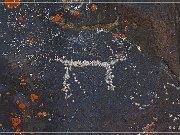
[64,2,180,81]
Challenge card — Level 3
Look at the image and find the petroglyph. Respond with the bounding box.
[55,55,127,99]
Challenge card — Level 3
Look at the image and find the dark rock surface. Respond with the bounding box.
[0,1,180,134]
[63,2,180,81]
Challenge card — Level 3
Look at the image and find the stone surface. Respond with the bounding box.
[0,1,180,134]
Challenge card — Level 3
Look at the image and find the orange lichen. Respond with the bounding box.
[73,10,80,16]
[15,127,20,132]
[144,122,155,135]
[19,103,26,109]
[37,112,43,116]
[54,14,62,21]
[30,93,39,102]
[37,112,47,117]
[121,33,126,39]
[11,117,21,128]
[91,4,97,12]
[4,0,20,9]
[16,100,20,104]
[49,14,62,22]
[42,112,47,116]
[5,92,11,95]
[113,33,119,38]
[18,16,23,22]
[49,16,54,20]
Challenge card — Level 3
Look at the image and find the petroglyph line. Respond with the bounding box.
[55,56,126,99]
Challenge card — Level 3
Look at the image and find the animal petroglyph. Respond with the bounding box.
[55,55,127,99]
